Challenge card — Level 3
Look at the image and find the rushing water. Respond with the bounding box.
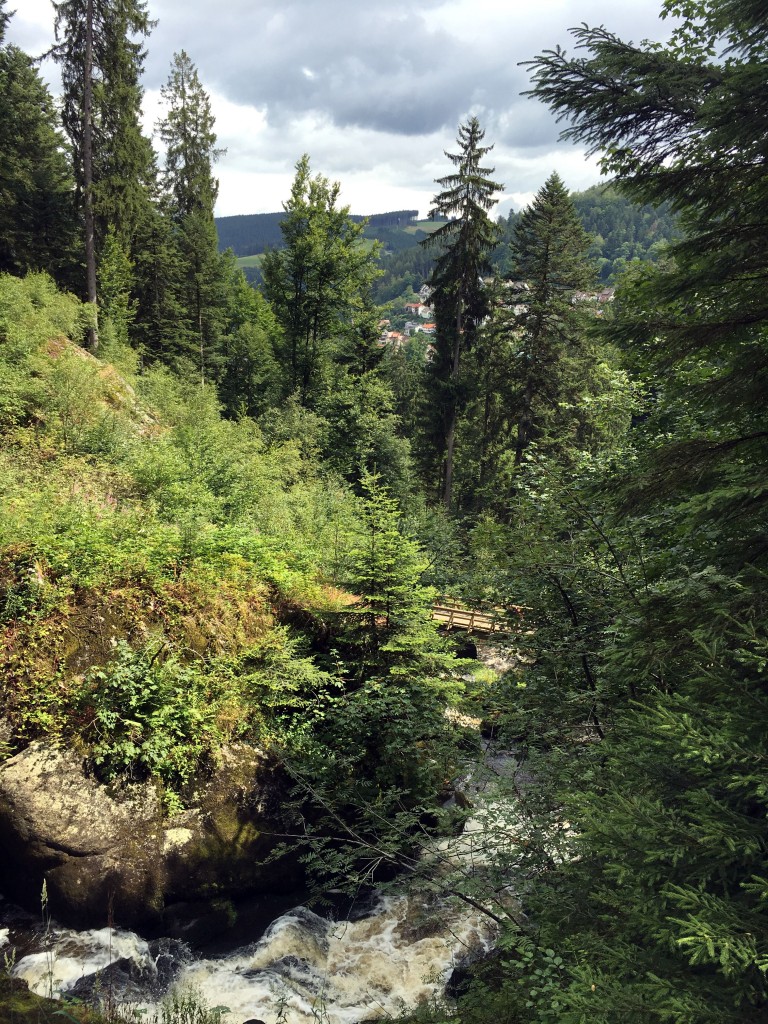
[3,739,521,1023]
[4,890,496,1023]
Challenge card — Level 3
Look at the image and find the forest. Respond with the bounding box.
[0,0,767,1022]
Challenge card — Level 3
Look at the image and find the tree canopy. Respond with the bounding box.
[420,116,502,509]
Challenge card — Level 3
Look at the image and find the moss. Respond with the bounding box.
[162,748,304,901]
[0,974,106,1024]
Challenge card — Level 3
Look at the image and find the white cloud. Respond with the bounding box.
[5,0,671,218]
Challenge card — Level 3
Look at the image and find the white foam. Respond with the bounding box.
[13,926,150,998]
[179,893,496,1024]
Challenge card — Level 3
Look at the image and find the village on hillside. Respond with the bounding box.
[378,281,615,357]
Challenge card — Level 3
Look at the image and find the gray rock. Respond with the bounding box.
[0,741,304,931]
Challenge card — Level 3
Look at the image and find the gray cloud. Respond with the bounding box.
[8,0,672,214]
[145,0,669,142]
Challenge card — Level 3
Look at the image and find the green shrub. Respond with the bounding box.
[76,641,220,794]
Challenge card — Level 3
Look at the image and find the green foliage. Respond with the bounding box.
[98,228,136,347]
[52,0,156,259]
[155,50,228,382]
[0,36,77,284]
[0,273,96,432]
[76,641,219,793]
[217,258,282,418]
[339,471,446,684]
[271,473,471,893]
[319,370,413,499]
[571,183,679,281]
[452,5,768,1022]
[262,154,381,408]
[420,117,503,509]
[505,172,605,468]
[123,987,229,1024]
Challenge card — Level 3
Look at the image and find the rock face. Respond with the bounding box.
[0,740,302,933]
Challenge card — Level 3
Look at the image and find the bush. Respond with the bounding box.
[76,641,220,795]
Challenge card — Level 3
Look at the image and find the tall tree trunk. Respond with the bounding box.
[515,381,534,466]
[83,0,98,350]
[441,299,464,510]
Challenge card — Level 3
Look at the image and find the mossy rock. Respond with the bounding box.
[0,974,105,1024]
[0,740,304,932]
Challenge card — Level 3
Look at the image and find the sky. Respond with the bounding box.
[9,0,672,219]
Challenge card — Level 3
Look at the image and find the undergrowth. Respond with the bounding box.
[0,273,366,801]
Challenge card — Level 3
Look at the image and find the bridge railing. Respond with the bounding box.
[432,598,521,635]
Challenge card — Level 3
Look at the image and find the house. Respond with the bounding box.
[379,330,405,351]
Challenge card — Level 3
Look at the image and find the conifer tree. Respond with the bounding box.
[508,171,598,464]
[52,0,155,347]
[156,50,226,380]
[344,472,442,683]
[0,6,77,282]
[421,116,502,510]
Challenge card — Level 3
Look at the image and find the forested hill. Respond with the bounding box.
[491,182,679,281]
[572,183,679,280]
[216,209,424,256]
[217,186,679,299]
[3,0,768,1020]
[215,212,285,254]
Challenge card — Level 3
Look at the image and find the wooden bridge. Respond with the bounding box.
[432,599,520,636]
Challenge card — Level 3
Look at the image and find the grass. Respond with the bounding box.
[403,219,448,235]
[235,254,263,269]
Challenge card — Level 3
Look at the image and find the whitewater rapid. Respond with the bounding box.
[8,891,496,1023]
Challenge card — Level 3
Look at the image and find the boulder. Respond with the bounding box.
[66,937,190,1005]
[0,740,304,932]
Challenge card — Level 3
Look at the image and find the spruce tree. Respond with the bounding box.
[156,50,227,380]
[52,0,155,348]
[508,172,599,465]
[421,116,502,510]
[0,10,77,282]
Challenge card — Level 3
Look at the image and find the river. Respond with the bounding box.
[2,745,523,1023]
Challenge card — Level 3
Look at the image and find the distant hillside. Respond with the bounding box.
[216,210,423,257]
[572,184,679,280]
[218,186,680,297]
[215,210,445,289]
[491,183,679,282]
[216,213,285,256]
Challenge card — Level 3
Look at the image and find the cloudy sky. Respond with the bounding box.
[10,0,671,219]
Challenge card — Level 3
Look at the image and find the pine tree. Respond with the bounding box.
[421,116,502,510]
[0,8,78,282]
[156,50,227,381]
[52,0,155,348]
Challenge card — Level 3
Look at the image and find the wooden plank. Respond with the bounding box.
[432,604,505,635]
